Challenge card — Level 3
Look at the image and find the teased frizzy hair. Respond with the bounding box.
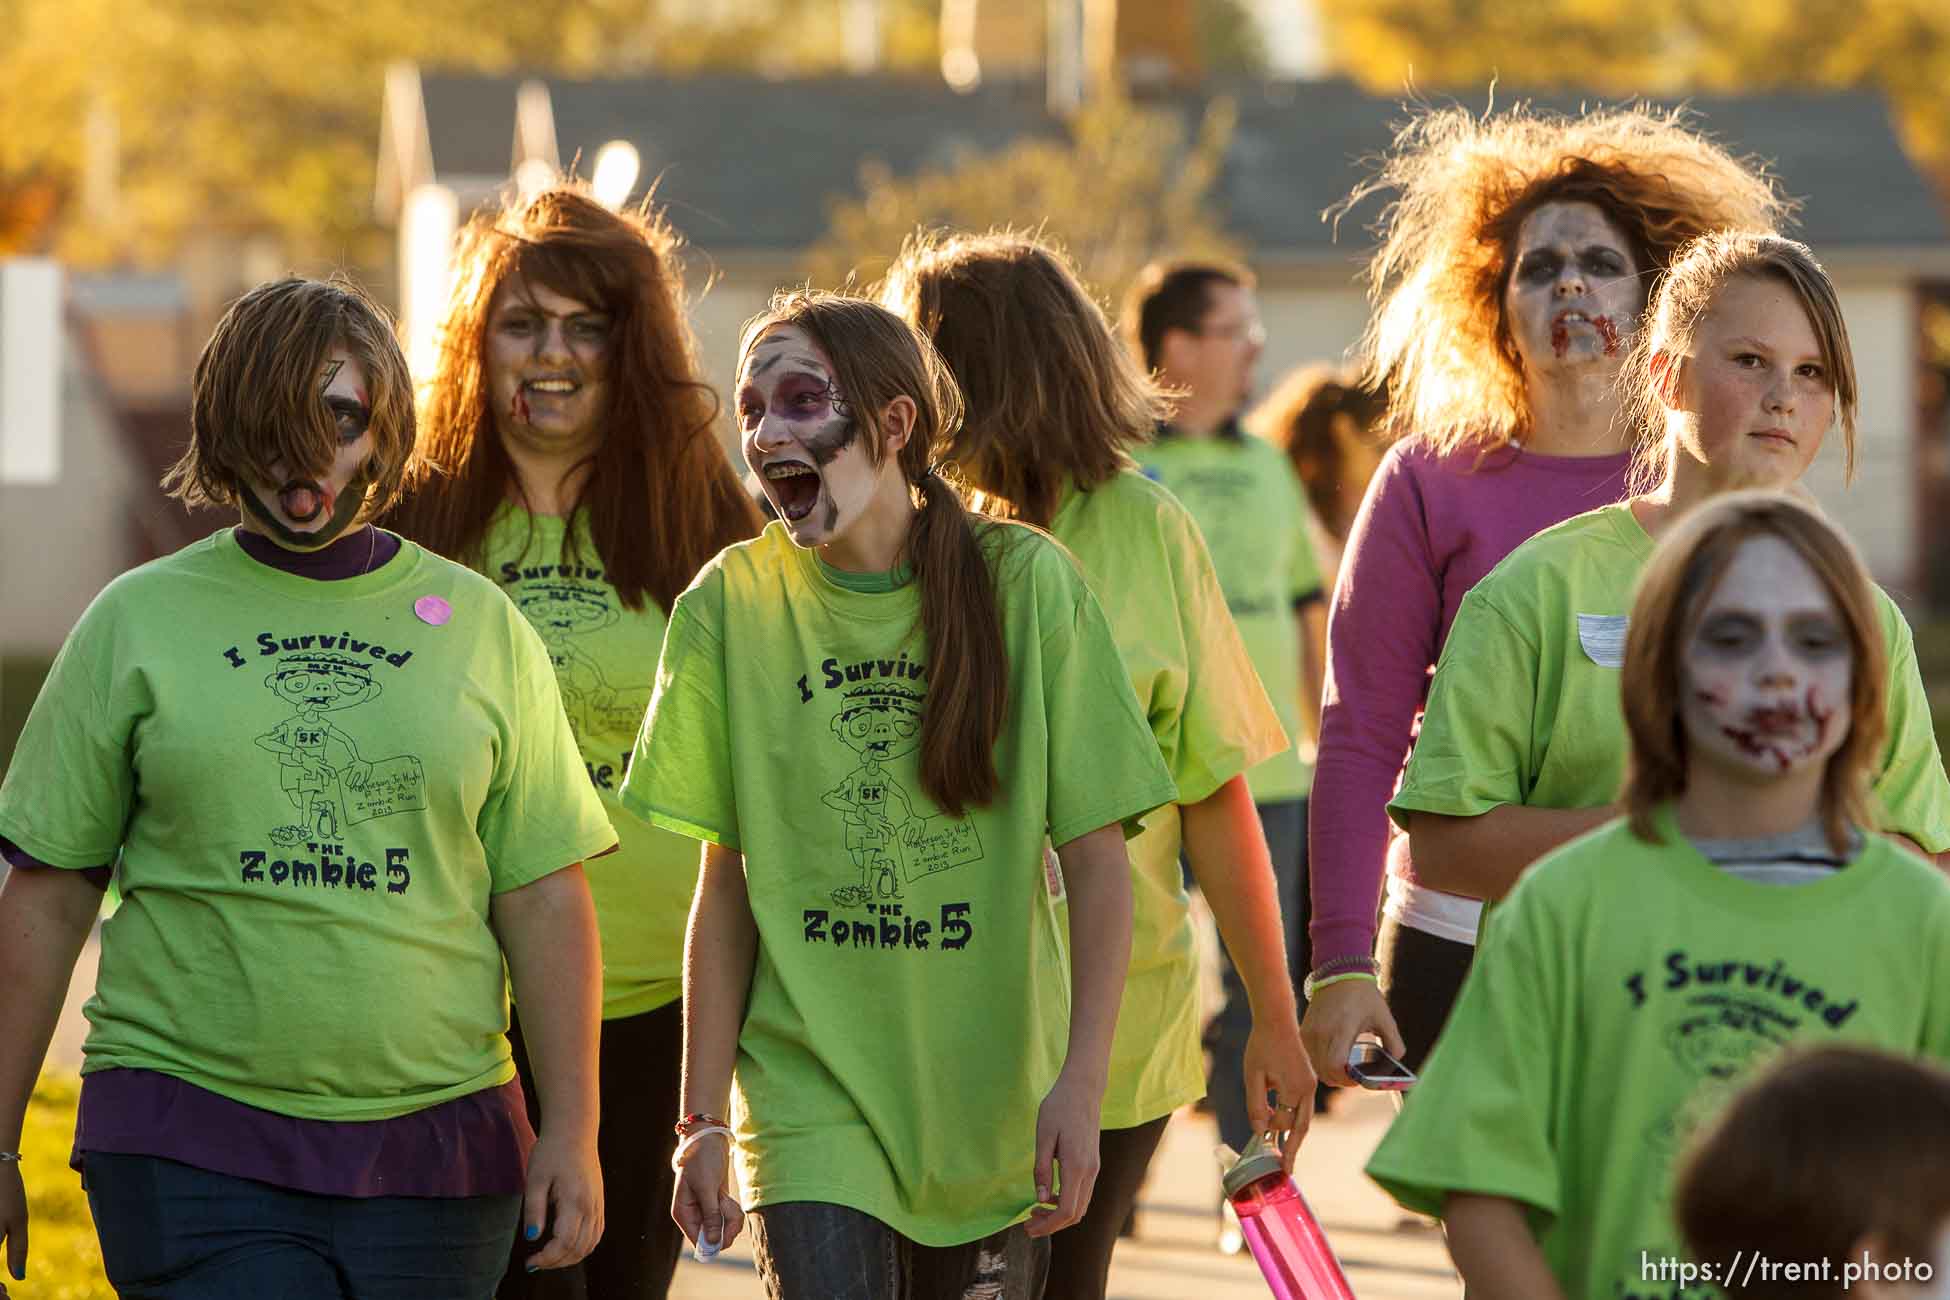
[1625,229,1858,494]
[166,275,415,517]
[1249,364,1389,544]
[881,228,1166,527]
[739,290,1008,818]
[1677,1045,1950,1300]
[1121,258,1255,372]
[386,183,760,611]
[1620,490,1884,855]
[1334,101,1792,454]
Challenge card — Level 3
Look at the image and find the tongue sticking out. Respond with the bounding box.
[280,483,327,524]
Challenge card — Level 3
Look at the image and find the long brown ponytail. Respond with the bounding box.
[740,292,1008,817]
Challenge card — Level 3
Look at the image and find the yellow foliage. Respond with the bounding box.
[16,1074,112,1299]
[806,91,1243,303]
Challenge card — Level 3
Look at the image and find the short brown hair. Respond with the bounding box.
[881,229,1166,527]
[1628,230,1858,492]
[739,291,1009,820]
[166,276,415,516]
[1677,1045,1950,1299]
[1335,103,1790,455]
[1122,259,1254,372]
[1621,491,1885,854]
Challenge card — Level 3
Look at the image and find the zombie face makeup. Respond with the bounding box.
[1503,200,1642,378]
[240,347,376,550]
[738,325,893,548]
[1670,275,1833,492]
[1679,535,1852,782]
[486,274,613,456]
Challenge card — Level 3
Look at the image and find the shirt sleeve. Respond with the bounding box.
[476,607,619,893]
[1036,546,1181,848]
[1308,450,1447,966]
[1387,585,1540,829]
[619,581,741,851]
[1365,876,1565,1221]
[1155,501,1288,807]
[0,595,138,868]
[1284,459,1325,606]
[1869,604,1950,853]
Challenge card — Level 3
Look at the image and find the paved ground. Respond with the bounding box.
[47,931,1460,1299]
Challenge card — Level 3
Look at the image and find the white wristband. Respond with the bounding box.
[0,1152,20,1164]
[670,1124,734,1172]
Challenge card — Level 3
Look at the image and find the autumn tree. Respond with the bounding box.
[0,0,938,266]
[1317,0,1950,179]
[806,91,1242,301]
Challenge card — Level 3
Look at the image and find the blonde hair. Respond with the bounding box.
[1338,103,1791,454]
[1626,230,1858,493]
[881,228,1165,527]
[1621,491,1885,854]
[166,276,415,516]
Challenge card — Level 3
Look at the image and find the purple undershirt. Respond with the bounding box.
[10,524,534,1198]
[1306,442,1634,968]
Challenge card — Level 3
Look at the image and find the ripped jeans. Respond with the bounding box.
[749,1201,1049,1300]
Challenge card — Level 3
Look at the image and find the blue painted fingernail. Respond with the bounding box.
[526,1263,540,1273]
[525,1223,541,1241]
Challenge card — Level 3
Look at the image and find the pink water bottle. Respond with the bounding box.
[1221,1133,1359,1299]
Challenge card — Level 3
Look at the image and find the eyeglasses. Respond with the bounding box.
[1197,319,1266,347]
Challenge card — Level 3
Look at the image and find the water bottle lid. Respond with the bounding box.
[1220,1131,1288,1199]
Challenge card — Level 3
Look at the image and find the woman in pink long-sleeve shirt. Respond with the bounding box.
[1300,102,1789,1081]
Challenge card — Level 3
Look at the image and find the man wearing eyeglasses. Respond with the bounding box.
[1123,260,1330,1248]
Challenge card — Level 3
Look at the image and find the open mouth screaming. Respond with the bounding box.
[279,479,332,525]
[763,458,822,523]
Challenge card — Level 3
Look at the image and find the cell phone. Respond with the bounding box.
[1347,1040,1417,1090]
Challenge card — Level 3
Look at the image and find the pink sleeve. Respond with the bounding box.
[1307,447,1446,968]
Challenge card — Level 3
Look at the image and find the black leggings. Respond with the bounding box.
[1376,914,1476,1071]
[1041,1114,1172,1300]
[501,1000,686,1300]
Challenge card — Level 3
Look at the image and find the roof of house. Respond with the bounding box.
[391,71,1949,260]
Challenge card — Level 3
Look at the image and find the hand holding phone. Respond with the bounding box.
[1346,1038,1416,1090]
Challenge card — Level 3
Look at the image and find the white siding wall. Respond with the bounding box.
[1805,282,1914,592]
[0,325,144,657]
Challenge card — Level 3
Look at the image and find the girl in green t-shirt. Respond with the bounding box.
[635,293,1174,1299]
[387,183,761,1299]
[0,276,615,1293]
[1370,491,1950,1299]
[1397,231,1950,909]
[881,230,1315,1296]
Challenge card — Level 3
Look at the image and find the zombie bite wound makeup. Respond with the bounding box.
[739,326,887,548]
[241,349,377,550]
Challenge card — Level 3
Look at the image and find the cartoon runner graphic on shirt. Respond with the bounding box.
[512,580,650,741]
[256,652,426,846]
[1642,993,1794,1180]
[823,681,983,907]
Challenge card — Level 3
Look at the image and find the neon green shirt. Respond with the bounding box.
[1136,431,1323,803]
[1049,470,1287,1128]
[0,531,617,1121]
[483,505,700,1018]
[619,522,1178,1246]
[1392,504,1950,859]
[1367,809,1950,1299]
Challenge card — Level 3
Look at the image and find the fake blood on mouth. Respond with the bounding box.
[1594,315,1621,355]
[1550,321,1570,358]
[512,388,531,426]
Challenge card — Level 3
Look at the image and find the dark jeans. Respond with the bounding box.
[502,999,685,1300]
[1208,798,1308,1154]
[1376,912,1476,1071]
[748,1202,1048,1300]
[83,1152,517,1299]
[1041,1115,1170,1299]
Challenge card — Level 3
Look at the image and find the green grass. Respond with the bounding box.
[15,1074,112,1298]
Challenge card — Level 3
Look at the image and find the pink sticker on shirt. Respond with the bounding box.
[414,595,452,626]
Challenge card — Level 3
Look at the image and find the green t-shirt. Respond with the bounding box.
[0,530,617,1121]
[1392,503,1950,857]
[1048,470,1288,1128]
[1366,809,1950,1299]
[618,522,1178,1246]
[482,504,702,1018]
[1136,431,1323,802]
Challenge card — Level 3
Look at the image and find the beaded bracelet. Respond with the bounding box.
[1303,969,1379,1002]
[0,1151,20,1164]
[674,1112,728,1138]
